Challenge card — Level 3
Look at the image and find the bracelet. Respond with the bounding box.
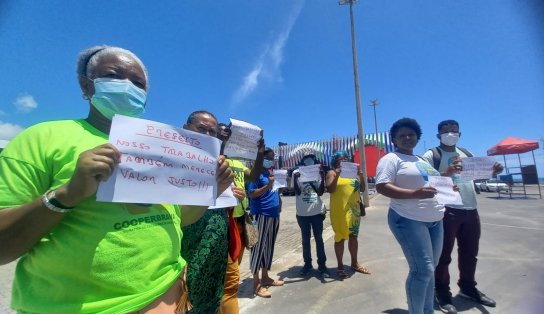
[41,190,75,213]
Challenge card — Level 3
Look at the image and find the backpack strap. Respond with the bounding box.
[430,147,442,171]
[457,147,473,157]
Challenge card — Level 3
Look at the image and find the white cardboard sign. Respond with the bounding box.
[459,157,496,180]
[427,176,463,206]
[298,164,322,182]
[223,118,262,160]
[340,161,359,179]
[272,169,288,191]
[97,115,221,206]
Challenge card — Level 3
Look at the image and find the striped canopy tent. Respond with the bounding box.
[273,132,394,172]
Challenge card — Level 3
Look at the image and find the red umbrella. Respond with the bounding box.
[487,137,539,156]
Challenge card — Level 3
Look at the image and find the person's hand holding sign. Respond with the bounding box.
[444,156,463,176]
[58,143,122,207]
[216,156,233,196]
[492,162,504,177]
[232,186,246,202]
[267,173,275,190]
[412,186,438,199]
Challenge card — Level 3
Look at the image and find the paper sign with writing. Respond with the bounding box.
[427,176,463,206]
[272,169,288,191]
[209,185,238,209]
[298,164,322,183]
[223,118,262,160]
[340,162,359,179]
[459,157,496,180]
[97,115,221,206]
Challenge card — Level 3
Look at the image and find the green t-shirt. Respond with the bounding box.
[227,158,249,218]
[0,120,186,314]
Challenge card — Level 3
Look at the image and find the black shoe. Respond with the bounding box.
[459,289,496,307]
[299,265,313,276]
[435,295,457,314]
[317,266,331,278]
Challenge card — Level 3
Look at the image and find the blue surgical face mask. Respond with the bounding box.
[263,159,274,169]
[90,77,147,120]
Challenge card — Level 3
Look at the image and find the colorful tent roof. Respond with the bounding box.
[487,137,539,156]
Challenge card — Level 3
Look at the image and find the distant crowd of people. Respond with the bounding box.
[0,45,501,314]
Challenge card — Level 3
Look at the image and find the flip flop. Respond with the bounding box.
[263,279,284,287]
[254,285,271,298]
[351,264,371,275]
[337,268,349,279]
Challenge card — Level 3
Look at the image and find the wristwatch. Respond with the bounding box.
[41,190,75,213]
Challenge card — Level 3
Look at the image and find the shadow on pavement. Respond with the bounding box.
[381,308,408,314]
[451,295,492,314]
[276,265,340,285]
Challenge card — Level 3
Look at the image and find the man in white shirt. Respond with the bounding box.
[423,119,502,313]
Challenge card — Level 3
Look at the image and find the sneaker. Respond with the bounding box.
[299,265,313,276]
[459,289,496,307]
[435,295,457,314]
[317,266,331,278]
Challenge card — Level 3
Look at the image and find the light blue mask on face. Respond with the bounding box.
[90,77,147,120]
[263,159,274,168]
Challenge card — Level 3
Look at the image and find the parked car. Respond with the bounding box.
[480,179,509,192]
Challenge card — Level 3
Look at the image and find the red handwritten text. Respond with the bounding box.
[123,154,173,168]
[146,126,200,146]
[168,176,211,191]
[120,169,157,184]
[116,140,151,151]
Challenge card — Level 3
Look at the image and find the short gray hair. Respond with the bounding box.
[76,45,149,85]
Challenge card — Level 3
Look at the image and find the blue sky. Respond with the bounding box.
[1,0,543,174]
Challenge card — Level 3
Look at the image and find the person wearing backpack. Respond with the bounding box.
[423,119,503,313]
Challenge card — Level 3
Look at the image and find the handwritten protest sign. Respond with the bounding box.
[272,169,288,191]
[223,118,262,160]
[340,161,359,179]
[298,164,322,182]
[96,115,221,206]
[209,185,238,209]
[428,176,463,206]
[459,157,496,180]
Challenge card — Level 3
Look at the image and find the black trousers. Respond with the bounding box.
[435,207,481,296]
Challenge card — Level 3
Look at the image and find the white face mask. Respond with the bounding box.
[440,132,460,146]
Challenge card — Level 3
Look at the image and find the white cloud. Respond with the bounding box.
[232,0,305,106]
[0,121,24,140]
[14,94,38,113]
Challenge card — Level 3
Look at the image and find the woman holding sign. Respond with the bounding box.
[326,150,369,279]
[0,45,233,313]
[375,118,444,314]
[248,148,284,298]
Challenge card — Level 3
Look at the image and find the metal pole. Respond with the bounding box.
[370,99,380,160]
[341,0,369,206]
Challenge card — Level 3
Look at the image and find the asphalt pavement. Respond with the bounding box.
[1,188,543,313]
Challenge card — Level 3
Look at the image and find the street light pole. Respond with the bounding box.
[339,0,369,207]
[370,99,380,160]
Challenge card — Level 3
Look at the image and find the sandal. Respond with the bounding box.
[337,268,349,279]
[254,284,271,298]
[262,279,284,287]
[351,264,371,275]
